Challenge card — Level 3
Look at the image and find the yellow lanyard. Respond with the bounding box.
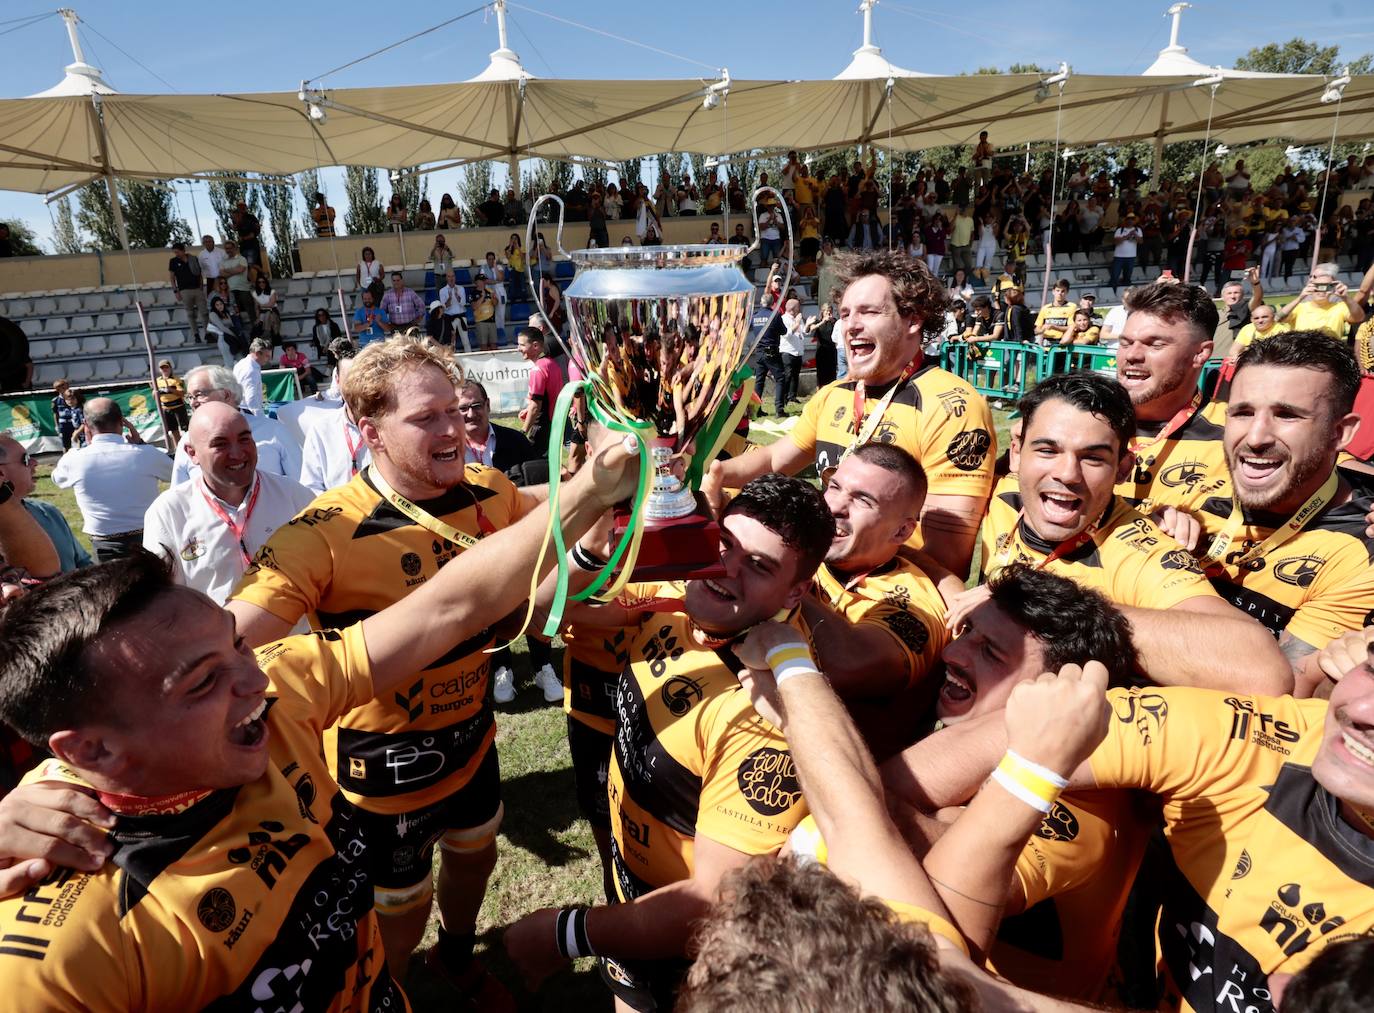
[1198,470,1339,571]
[991,512,1100,574]
[366,465,484,551]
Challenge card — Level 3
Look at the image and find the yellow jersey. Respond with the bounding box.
[1091,687,1374,1013]
[1115,395,1232,518]
[812,556,947,690]
[1289,300,1353,340]
[231,465,527,814]
[0,627,404,1011]
[791,366,996,553]
[1354,319,1374,373]
[990,789,1154,1002]
[793,175,818,207]
[1035,301,1078,340]
[1232,321,1292,351]
[1197,479,1374,647]
[981,475,1219,610]
[607,582,810,901]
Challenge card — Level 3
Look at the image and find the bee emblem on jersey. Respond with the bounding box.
[1160,460,1208,489]
[196,888,237,933]
[1232,850,1252,880]
[661,676,704,716]
[881,610,930,653]
[1034,801,1080,843]
[1160,549,1203,574]
[1112,691,1168,746]
[947,428,992,471]
[737,747,802,816]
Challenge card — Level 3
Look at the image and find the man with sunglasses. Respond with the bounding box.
[0,435,88,573]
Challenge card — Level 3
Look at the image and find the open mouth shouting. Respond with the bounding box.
[847,336,877,368]
[1235,451,1285,489]
[1118,366,1150,393]
[431,446,461,465]
[229,698,269,750]
[1038,488,1084,528]
[938,664,976,718]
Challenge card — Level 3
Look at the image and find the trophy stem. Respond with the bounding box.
[643,440,697,520]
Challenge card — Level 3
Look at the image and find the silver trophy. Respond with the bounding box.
[528,189,793,578]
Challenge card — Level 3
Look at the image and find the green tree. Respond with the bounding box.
[1234,39,1371,76]
[0,219,42,256]
[343,166,387,235]
[260,179,297,277]
[615,158,643,192]
[52,197,83,254]
[75,180,189,250]
[457,161,494,222]
[77,182,120,250]
[581,161,609,192]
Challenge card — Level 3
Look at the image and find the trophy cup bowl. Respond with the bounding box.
[529,190,792,582]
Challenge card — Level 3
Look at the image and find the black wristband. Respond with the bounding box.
[554,906,595,959]
[571,542,609,573]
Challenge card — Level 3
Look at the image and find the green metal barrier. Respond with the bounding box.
[941,340,1225,404]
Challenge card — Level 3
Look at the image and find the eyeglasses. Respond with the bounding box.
[188,390,219,404]
[456,402,488,414]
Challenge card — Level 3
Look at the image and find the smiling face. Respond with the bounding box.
[186,402,257,500]
[360,363,466,498]
[1116,311,1212,416]
[1313,657,1374,835]
[0,435,35,499]
[823,455,919,574]
[936,598,1046,724]
[1224,364,1354,514]
[836,274,923,383]
[683,513,808,637]
[1018,398,1131,542]
[54,590,272,794]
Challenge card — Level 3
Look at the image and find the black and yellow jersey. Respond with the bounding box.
[562,621,633,736]
[811,556,947,690]
[0,627,404,1011]
[231,465,527,815]
[980,475,1219,610]
[1198,481,1374,647]
[1034,301,1077,340]
[608,582,810,901]
[1116,396,1232,517]
[1090,686,1374,1013]
[990,789,1154,1002]
[790,365,996,553]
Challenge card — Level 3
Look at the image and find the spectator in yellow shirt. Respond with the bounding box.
[1231,302,1291,353]
[1276,263,1366,340]
[1033,279,1076,343]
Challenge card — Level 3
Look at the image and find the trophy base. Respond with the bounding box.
[614,492,726,583]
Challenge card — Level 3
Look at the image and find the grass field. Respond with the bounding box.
[28,396,1015,1012]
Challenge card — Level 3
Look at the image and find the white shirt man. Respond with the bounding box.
[233,340,272,414]
[272,392,344,446]
[143,403,315,606]
[1113,223,1142,259]
[50,397,173,560]
[780,305,806,358]
[299,409,369,494]
[1100,303,1129,345]
[171,365,302,485]
[197,237,224,287]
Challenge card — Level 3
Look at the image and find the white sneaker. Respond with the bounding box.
[533,664,563,704]
[492,666,516,704]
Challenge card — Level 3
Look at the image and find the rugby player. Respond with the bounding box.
[1197,332,1374,692]
[958,371,1291,693]
[881,565,1152,1001]
[0,436,638,1008]
[703,249,995,576]
[226,335,537,992]
[886,637,1374,1012]
[505,475,832,1009]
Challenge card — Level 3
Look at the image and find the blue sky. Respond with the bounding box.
[4,0,1372,250]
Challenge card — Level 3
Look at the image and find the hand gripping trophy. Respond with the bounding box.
[526,188,793,631]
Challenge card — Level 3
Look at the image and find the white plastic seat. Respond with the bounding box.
[159,329,186,349]
[93,359,123,381]
[118,356,148,379]
[28,339,55,359]
[65,360,95,382]
[82,292,108,312]
[106,291,132,310]
[19,319,42,338]
[56,295,82,314]
[42,317,70,336]
[107,333,135,353]
[3,298,31,317]
[80,335,108,355]
[95,312,121,331]
[33,362,64,385]
[68,315,96,333]
[307,276,334,295]
[53,337,82,357]
[31,297,57,315]
[174,350,207,371]
[145,308,171,327]
[286,278,310,297]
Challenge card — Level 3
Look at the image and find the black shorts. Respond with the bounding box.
[161,403,189,430]
[356,745,502,890]
[567,717,612,830]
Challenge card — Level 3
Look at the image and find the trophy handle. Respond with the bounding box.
[744,186,795,356]
[527,194,571,353]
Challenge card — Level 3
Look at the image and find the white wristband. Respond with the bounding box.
[765,641,821,685]
[1005,749,1069,790]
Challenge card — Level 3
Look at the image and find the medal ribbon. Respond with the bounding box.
[1128,391,1202,455]
[344,420,363,477]
[992,511,1101,574]
[1198,470,1339,572]
[842,351,924,460]
[367,465,493,550]
[200,475,261,567]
